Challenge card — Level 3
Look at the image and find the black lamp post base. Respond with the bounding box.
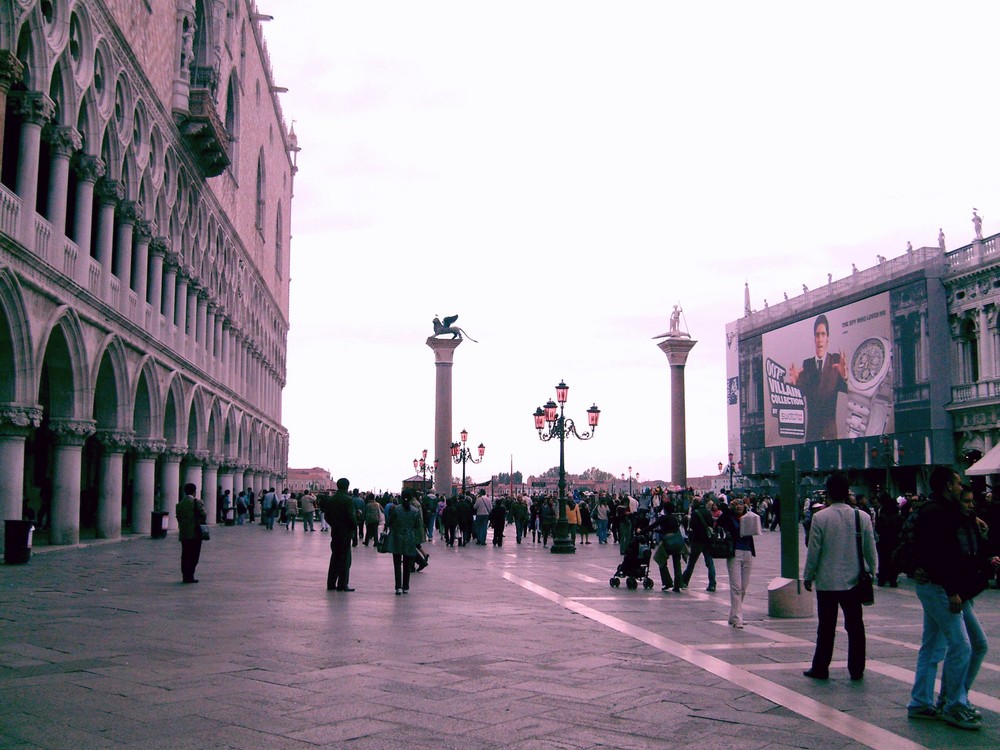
[549,520,576,554]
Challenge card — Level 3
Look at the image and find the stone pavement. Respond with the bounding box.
[1,524,997,749]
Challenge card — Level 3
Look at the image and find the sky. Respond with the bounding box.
[263,1,1000,494]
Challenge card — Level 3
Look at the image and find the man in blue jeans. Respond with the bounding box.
[681,495,717,592]
[473,492,493,545]
[907,466,982,730]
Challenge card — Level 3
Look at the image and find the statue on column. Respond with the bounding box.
[431,314,478,342]
[654,304,690,339]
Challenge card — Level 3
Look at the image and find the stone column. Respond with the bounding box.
[0,406,43,535]
[174,267,189,336]
[202,457,220,525]
[71,155,105,286]
[115,200,142,304]
[186,278,199,352]
[656,335,698,486]
[131,440,163,534]
[94,178,124,302]
[12,91,56,250]
[159,448,184,513]
[132,220,154,312]
[43,126,83,246]
[206,300,217,362]
[219,466,235,511]
[426,337,463,496]
[196,289,208,356]
[96,430,132,539]
[48,418,96,546]
[0,52,26,179]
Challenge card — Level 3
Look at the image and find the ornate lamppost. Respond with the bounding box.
[412,449,438,492]
[718,452,741,492]
[451,429,485,495]
[533,380,601,554]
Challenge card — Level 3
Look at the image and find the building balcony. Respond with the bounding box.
[175,89,230,178]
[950,378,1000,407]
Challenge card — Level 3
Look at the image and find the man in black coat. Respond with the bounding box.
[681,495,717,592]
[321,478,358,591]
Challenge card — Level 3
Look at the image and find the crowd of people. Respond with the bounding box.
[192,471,1000,731]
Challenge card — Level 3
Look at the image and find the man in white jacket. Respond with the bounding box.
[802,472,877,681]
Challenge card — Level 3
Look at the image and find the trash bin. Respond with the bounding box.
[223,508,236,526]
[151,511,169,539]
[4,520,34,564]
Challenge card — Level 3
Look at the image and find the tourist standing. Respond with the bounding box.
[321,478,358,591]
[175,482,207,584]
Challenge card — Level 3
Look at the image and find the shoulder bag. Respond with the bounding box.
[376,529,390,553]
[708,526,734,559]
[853,509,874,606]
[198,523,211,541]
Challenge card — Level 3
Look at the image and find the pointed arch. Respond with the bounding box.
[36,306,90,420]
[0,267,35,404]
[91,335,129,430]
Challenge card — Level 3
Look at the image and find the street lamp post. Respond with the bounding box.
[451,429,485,495]
[718,452,742,492]
[533,380,601,554]
[412,449,438,492]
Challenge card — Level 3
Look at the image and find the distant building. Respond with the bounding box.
[727,232,1000,499]
[286,468,333,494]
[0,1,295,546]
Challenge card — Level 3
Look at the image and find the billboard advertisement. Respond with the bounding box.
[762,293,893,446]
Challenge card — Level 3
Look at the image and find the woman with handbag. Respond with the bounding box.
[718,498,756,628]
[387,490,422,594]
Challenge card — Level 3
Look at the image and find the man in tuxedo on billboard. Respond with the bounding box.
[789,314,847,442]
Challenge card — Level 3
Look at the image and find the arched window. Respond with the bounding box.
[224,71,240,178]
[255,149,265,234]
[275,202,282,277]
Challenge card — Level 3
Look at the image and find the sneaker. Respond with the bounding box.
[936,700,982,720]
[706,585,717,592]
[941,706,981,730]
[395,589,402,595]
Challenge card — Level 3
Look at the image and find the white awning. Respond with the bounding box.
[966,443,1000,475]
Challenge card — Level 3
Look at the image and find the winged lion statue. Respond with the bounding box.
[432,314,478,342]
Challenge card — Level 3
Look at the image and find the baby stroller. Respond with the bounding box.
[610,530,654,589]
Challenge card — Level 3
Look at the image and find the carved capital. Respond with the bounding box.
[163,250,181,271]
[133,439,166,459]
[117,200,143,225]
[44,125,82,157]
[162,445,188,462]
[48,418,96,446]
[96,429,134,452]
[0,405,43,437]
[11,91,55,125]
[150,236,170,257]
[185,450,209,465]
[0,51,26,93]
[135,220,155,243]
[95,178,125,205]
[72,154,106,183]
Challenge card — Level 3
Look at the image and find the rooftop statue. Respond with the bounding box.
[431,314,478,342]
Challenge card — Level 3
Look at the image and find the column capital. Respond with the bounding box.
[0,51,26,93]
[135,220,155,242]
[162,445,188,462]
[150,236,171,258]
[48,418,97,446]
[11,90,56,125]
[185,450,209,465]
[44,125,83,156]
[133,439,166,458]
[655,337,698,368]
[72,154,106,183]
[117,200,143,225]
[95,178,125,205]
[96,429,134,452]
[426,336,463,364]
[163,250,182,271]
[0,405,43,436]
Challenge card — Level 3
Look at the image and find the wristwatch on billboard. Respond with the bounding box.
[845,336,893,438]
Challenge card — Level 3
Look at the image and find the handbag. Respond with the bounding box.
[662,531,686,553]
[853,509,874,606]
[376,530,390,553]
[198,523,211,541]
[708,527,734,559]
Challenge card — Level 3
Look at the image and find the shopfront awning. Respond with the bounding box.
[966,443,1000,475]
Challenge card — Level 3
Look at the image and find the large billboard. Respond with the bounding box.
[762,293,893,447]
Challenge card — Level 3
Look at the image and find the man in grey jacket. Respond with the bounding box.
[802,472,876,680]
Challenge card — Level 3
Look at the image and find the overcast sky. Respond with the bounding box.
[263,1,1000,493]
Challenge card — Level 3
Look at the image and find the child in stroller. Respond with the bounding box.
[610,530,655,589]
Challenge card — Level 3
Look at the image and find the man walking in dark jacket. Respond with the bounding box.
[681,495,717,592]
[321,478,358,591]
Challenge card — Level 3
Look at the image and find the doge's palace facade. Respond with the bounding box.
[0,0,295,549]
